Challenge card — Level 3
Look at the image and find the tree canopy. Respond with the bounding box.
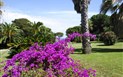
[55,32,63,38]
[90,14,111,35]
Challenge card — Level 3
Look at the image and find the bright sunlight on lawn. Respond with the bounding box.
[71,41,123,77]
[0,49,9,76]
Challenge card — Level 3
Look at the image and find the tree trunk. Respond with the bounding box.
[81,0,91,54]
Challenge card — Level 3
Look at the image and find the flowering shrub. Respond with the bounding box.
[1,32,96,77]
[82,32,96,40]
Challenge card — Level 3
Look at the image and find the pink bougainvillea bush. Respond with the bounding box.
[1,32,96,77]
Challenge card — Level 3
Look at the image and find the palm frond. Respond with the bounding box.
[100,0,123,14]
[0,36,7,44]
[118,3,123,14]
[110,4,119,13]
[100,0,113,14]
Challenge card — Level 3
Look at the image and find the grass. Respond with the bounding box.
[0,50,9,76]
[0,42,123,77]
[70,41,123,77]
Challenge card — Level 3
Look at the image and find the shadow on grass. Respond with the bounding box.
[97,44,111,46]
[74,48,123,54]
[73,49,83,54]
[92,48,123,53]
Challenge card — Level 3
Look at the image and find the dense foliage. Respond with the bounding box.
[0,23,21,48]
[100,0,123,38]
[12,18,32,36]
[0,18,55,58]
[100,31,117,45]
[66,26,81,35]
[1,32,96,77]
[90,14,111,35]
[55,32,63,38]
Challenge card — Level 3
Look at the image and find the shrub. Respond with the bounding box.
[1,32,96,77]
[7,24,55,58]
[70,37,81,43]
[7,43,31,58]
[55,32,63,38]
[100,31,117,45]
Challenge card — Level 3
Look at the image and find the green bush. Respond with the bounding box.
[100,31,117,45]
[7,32,55,58]
[71,37,82,43]
[5,20,55,58]
[7,43,31,58]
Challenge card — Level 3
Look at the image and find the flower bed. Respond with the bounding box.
[1,32,96,77]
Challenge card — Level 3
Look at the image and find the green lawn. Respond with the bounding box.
[0,49,9,76]
[71,41,123,77]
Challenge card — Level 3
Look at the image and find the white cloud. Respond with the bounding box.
[2,10,62,32]
[47,11,98,18]
[2,9,99,37]
[47,11,76,14]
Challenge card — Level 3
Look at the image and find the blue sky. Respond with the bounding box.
[2,0,103,37]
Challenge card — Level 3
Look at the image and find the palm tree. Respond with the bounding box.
[31,22,43,36]
[28,22,44,43]
[100,0,122,14]
[72,0,91,54]
[0,23,20,44]
[100,0,123,38]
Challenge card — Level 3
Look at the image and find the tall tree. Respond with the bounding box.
[55,32,63,38]
[90,14,111,34]
[12,18,32,36]
[100,0,123,38]
[72,0,91,54]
